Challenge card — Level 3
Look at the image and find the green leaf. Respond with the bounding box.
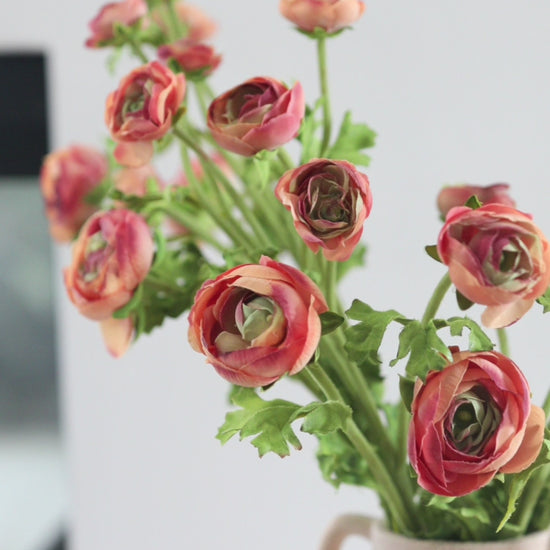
[425,245,442,263]
[537,287,550,313]
[399,375,415,412]
[216,388,350,458]
[390,320,451,380]
[319,311,345,335]
[326,111,376,166]
[446,317,494,352]
[345,300,405,368]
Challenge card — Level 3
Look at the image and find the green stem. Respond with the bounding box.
[421,272,452,326]
[306,364,418,534]
[514,464,550,533]
[119,26,148,63]
[277,149,295,171]
[497,328,510,356]
[317,36,332,156]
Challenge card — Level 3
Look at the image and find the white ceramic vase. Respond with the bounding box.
[320,515,550,550]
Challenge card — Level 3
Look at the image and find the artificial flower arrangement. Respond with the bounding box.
[40,0,550,544]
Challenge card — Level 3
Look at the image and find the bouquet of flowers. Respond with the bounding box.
[41,0,550,544]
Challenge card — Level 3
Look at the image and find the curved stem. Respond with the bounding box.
[317,36,332,156]
[277,148,295,171]
[497,327,510,356]
[421,272,452,326]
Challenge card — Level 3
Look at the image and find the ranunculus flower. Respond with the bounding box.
[409,350,545,497]
[279,0,366,34]
[437,204,550,328]
[188,256,328,387]
[40,144,108,242]
[85,0,148,48]
[207,76,305,156]
[64,209,154,321]
[105,61,186,167]
[275,159,372,261]
[158,39,222,78]
[152,3,217,42]
[437,183,516,218]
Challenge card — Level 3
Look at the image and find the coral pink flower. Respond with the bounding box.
[105,61,186,167]
[85,0,148,48]
[64,209,154,321]
[437,183,516,218]
[40,145,108,242]
[152,2,217,42]
[158,39,222,78]
[409,350,545,497]
[188,256,328,387]
[276,159,372,261]
[279,0,366,34]
[437,204,550,328]
[207,76,305,156]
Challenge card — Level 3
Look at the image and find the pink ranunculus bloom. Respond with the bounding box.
[207,76,305,156]
[188,256,328,387]
[114,164,162,197]
[437,204,550,328]
[85,0,148,48]
[437,183,516,218]
[158,39,222,78]
[105,61,186,167]
[279,0,366,34]
[408,350,545,497]
[275,159,373,261]
[151,3,217,42]
[64,209,154,321]
[40,145,108,243]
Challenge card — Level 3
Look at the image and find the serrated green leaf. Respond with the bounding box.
[445,317,494,352]
[112,284,144,319]
[390,320,450,379]
[326,111,376,166]
[298,401,351,435]
[319,311,345,335]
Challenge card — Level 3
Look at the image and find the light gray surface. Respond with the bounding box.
[3,2,550,550]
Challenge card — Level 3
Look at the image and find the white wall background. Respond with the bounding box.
[3,1,550,549]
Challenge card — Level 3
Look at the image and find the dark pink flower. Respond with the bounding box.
[437,204,550,328]
[207,76,305,156]
[409,350,545,497]
[85,0,148,48]
[64,209,154,321]
[275,159,372,261]
[40,145,108,242]
[279,0,365,34]
[105,61,186,167]
[188,256,328,387]
[437,183,516,218]
[158,39,222,78]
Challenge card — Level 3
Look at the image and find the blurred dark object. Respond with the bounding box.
[0,52,49,176]
[43,531,66,550]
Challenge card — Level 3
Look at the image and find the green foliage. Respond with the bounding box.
[326,111,376,166]
[465,195,483,210]
[319,311,345,335]
[456,290,475,311]
[536,287,550,313]
[390,320,451,380]
[216,387,351,458]
[433,317,494,352]
[316,430,374,488]
[424,245,442,263]
[336,243,367,281]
